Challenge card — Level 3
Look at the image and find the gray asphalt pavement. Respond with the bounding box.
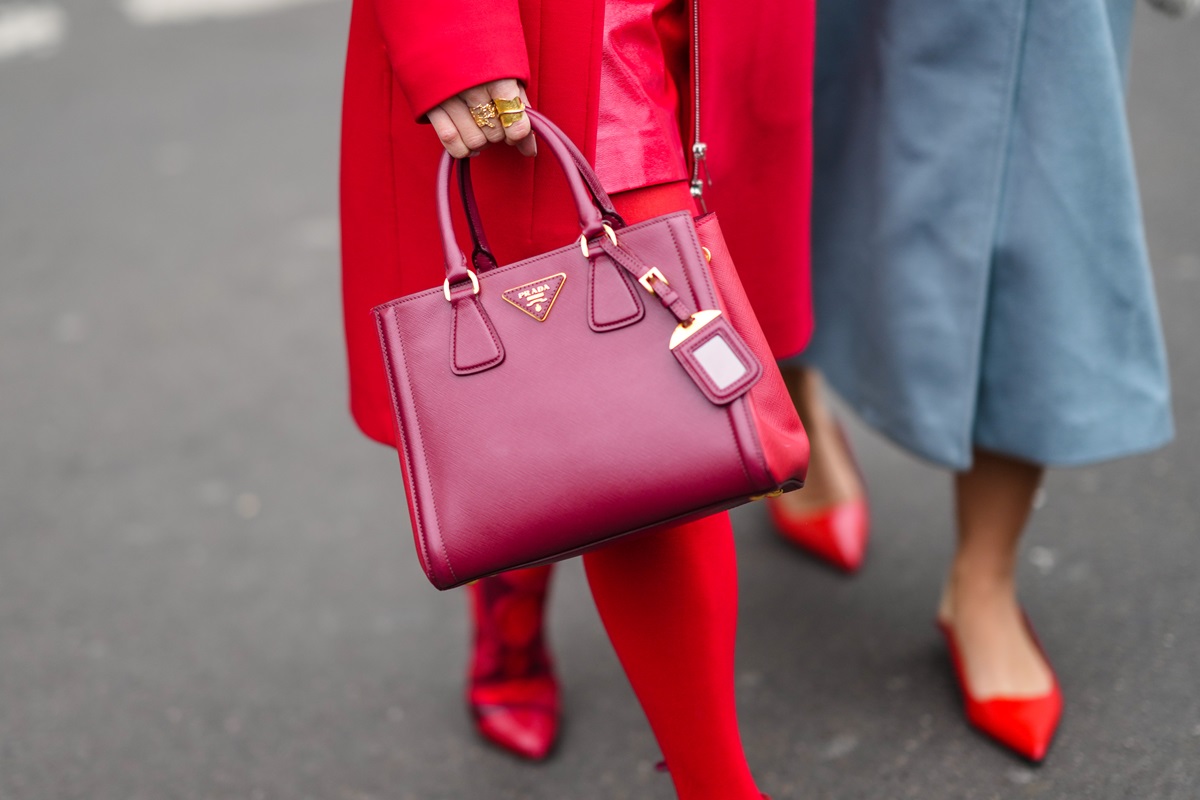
[2,3,1198,799]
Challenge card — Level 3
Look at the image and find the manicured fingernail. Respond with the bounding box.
[469,151,481,157]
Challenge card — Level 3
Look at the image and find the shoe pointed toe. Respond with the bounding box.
[969,688,1063,763]
[474,703,559,760]
[823,500,870,571]
[938,618,1063,763]
[768,496,870,573]
[469,674,561,760]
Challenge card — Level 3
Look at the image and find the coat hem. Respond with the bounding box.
[816,361,1175,473]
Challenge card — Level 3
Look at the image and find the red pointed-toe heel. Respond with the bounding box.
[767,424,869,573]
[467,567,561,760]
[937,616,1063,763]
[767,495,869,572]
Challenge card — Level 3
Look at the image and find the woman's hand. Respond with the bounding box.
[427,79,535,159]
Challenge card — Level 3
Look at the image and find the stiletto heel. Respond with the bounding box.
[466,569,560,760]
[937,615,1063,762]
[767,423,869,572]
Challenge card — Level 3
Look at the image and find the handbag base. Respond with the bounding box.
[433,480,805,589]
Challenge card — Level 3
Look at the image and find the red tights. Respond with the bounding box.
[583,513,760,800]
[591,183,758,800]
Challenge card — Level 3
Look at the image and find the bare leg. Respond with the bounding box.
[775,365,863,513]
[938,448,1054,698]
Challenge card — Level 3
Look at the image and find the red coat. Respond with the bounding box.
[341,0,814,446]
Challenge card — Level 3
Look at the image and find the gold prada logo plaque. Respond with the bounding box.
[502,273,566,322]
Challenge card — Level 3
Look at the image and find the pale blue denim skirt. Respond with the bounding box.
[799,0,1174,470]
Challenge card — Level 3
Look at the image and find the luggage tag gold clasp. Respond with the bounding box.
[669,309,723,350]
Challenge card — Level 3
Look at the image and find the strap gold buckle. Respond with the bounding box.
[638,267,669,295]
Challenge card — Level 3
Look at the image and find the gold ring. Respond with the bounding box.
[493,96,526,128]
[469,101,498,129]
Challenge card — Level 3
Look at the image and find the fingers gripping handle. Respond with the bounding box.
[438,111,608,286]
[456,117,626,272]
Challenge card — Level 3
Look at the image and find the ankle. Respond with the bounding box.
[950,546,1017,588]
[942,565,1018,620]
[783,366,829,427]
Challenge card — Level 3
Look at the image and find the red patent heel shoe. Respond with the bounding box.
[937,616,1063,762]
[466,567,560,760]
[767,424,869,573]
[768,495,869,572]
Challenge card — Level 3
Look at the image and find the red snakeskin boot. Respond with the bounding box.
[466,566,560,760]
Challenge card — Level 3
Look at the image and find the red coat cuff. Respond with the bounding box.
[371,0,531,120]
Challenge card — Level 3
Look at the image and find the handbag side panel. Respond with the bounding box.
[374,306,458,588]
[695,213,810,489]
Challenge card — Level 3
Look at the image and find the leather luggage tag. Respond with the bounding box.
[669,311,762,405]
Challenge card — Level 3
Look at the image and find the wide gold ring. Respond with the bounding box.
[493,96,526,128]
[469,102,498,129]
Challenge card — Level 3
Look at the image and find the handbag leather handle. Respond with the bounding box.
[457,112,626,272]
[456,160,500,272]
[438,110,609,289]
[525,109,622,218]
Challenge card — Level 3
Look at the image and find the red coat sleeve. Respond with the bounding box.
[370,0,531,119]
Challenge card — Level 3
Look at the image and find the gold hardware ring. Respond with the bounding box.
[579,222,619,259]
[443,270,481,302]
[493,96,526,128]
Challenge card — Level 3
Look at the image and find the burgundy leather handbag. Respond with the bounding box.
[374,110,809,590]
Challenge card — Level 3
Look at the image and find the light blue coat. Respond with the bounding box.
[799,0,1174,469]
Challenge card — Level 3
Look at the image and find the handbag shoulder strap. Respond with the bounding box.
[689,0,711,211]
